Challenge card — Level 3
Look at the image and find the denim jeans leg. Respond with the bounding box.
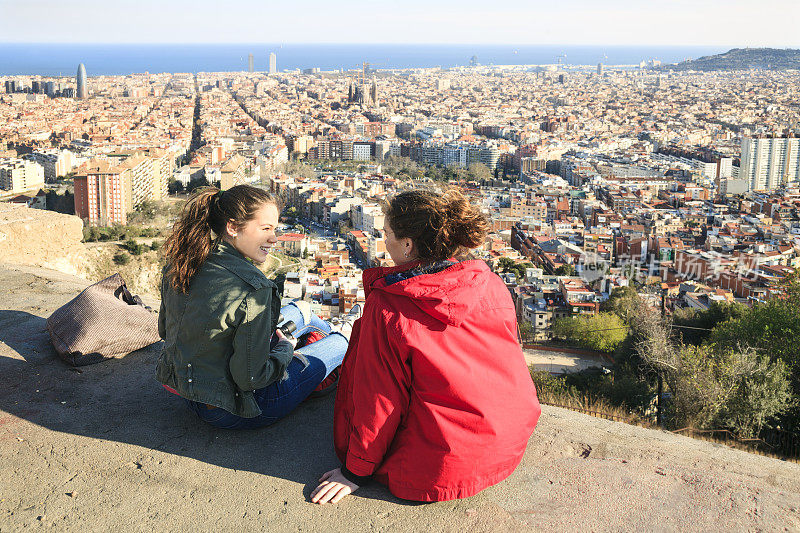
[278,302,332,337]
[254,332,349,421]
[188,311,348,430]
[185,399,250,430]
[294,332,349,376]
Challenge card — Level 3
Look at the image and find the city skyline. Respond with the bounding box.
[1,0,799,47]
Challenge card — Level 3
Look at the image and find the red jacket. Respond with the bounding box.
[334,259,541,501]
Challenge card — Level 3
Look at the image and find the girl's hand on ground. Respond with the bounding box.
[275,328,297,348]
[310,468,359,504]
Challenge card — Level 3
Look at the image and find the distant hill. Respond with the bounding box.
[664,48,800,71]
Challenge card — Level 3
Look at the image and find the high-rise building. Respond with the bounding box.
[73,160,129,226]
[739,136,800,191]
[76,63,87,99]
[248,53,254,73]
[0,158,45,193]
[370,79,378,103]
[269,52,277,74]
[597,62,603,76]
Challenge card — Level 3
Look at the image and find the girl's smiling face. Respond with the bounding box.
[225,202,279,264]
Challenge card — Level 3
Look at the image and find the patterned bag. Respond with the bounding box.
[46,273,161,366]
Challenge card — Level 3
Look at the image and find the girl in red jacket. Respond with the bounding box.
[312,189,541,504]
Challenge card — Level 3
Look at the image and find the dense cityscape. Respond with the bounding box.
[3,0,800,513]
[2,52,800,451]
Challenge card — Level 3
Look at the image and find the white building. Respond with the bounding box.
[269,52,277,74]
[362,204,385,235]
[352,142,372,161]
[0,158,45,193]
[27,149,77,181]
[739,136,800,191]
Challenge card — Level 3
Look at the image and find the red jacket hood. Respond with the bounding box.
[362,260,494,327]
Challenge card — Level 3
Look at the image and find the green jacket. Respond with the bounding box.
[156,241,293,418]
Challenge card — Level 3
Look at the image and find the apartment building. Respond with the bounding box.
[73,160,129,226]
[0,158,45,193]
[740,136,800,191]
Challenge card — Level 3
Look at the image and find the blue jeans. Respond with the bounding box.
[186,302,348,430]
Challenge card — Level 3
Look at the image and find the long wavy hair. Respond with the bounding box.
[384,188,489,263]
[162,185,280,293]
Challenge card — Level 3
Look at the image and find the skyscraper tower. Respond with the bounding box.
[269,52,277,74]
[76,63,87,99]
[597,62,603,76]
[248,53,254,73]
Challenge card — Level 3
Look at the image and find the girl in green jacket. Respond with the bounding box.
[157,185,351,429]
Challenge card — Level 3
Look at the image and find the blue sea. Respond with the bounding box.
[0,43,727,77]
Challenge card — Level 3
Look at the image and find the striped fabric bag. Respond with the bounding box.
[46,273,161,366]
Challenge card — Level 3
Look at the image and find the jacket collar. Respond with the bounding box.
[363,259,492,327]
[362,260,422,298]
[211,240,271,290]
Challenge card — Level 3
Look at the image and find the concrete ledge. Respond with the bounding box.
[1,264,799,531]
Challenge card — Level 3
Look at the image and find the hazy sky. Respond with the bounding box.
[1,0,798,47]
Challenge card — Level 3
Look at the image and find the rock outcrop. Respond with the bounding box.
[0,203,88,277]
[1,264,799,531]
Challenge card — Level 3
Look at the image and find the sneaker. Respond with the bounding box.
[330,304,362,340]
[294,300,313,327]
[345,303,362,320]
[309,366,341,398]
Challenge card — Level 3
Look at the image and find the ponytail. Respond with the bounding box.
[163,185,280,292]
[384,188,489,263]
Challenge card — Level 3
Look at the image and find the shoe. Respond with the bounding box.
[330,304,362,340]
[346,303,362,320]
[294,300,313,326]
[309,366,341,398]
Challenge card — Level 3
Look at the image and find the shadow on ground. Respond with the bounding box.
[0,309,405,506]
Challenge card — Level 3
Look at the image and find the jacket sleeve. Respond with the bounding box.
[229,287,293,391]
[344,307,411,477]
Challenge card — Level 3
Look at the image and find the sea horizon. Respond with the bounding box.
[0,43,730,77]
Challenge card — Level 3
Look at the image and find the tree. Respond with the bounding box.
[496,258,534,282]
[554,264,577,277]
[518,321,534,342]
[277,160,316,180]
[108,224,127,241]
[629,293,792,436]
[601,285,639,325]
[187,175,209,193]
[672,301,745,345]
[707,282,800,428]
[83,226,101,242]
[168,179,185,194]
[708,285,800,385]
[551,312,628,353]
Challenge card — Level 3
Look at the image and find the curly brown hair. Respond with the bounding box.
[162,185,280,293]
[384,188,489,263]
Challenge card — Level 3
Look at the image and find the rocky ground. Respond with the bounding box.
[1,263,799,532]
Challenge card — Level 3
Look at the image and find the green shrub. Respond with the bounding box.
[124,239,144,255]
[113,252,130,265]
